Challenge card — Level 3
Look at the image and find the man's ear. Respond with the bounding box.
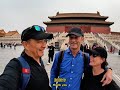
[103,58,105,61]
[81,37,84,41]
[22,41,29,50]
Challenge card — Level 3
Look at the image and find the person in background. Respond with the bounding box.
[0,25,53,90]
[80,44,84,51]
[81,47,120,90]
[47,43,55,64]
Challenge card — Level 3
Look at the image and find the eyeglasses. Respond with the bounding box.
[32,25,46,32]
[92,54,98,57]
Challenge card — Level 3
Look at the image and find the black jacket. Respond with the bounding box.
[0,52,51,90]
[81,68,120,90]
[48,46,55,56]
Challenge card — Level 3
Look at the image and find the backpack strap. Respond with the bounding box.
[18,56,31,90]
[82,52,89,73]
[56,50,64,77]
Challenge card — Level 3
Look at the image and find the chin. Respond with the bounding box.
[89,63,94,66]
[38,53,44,57]
[70,46,78,49]
[40,54,44,57]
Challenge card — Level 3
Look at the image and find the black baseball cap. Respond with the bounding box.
[66,27,84,37]
[21,25,53,41]
[88,47,107,59]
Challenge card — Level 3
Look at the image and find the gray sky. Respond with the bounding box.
[0,0,120,33]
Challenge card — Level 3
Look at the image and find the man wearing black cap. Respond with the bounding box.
[0,25,53,90]
[50,27,112,90]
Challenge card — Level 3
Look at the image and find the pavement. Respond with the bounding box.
[45,63,52,79]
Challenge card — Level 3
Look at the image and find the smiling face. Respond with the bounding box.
[89,55,105,67]
[22,39,47,59]
[69,35,84,50]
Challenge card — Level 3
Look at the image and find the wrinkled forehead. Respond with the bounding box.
[26,39,47,43]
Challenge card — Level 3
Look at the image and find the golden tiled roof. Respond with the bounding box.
[48,12,108,19]
[44,12,113,26]
[0,29,6,37]
[44,19,114,25]
[5,30,19,36]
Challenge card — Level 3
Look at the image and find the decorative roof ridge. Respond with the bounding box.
[6,30,19,36]
[57,12,100,16]
[48,11,108,19]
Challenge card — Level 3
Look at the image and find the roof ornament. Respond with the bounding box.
[56,12,59,15]
[97,11,100,15]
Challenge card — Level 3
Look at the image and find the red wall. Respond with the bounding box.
[64,26,91,33]
[80,26,91,33]
[46,25,111,34]
[46,26,65,32]
[91,26,110,34]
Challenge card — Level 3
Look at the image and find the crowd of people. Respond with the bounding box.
[0,25,119,90]
[0,42,17,49]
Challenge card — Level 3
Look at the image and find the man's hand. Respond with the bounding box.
[101,69,112,86]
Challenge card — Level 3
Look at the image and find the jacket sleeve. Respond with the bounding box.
[50,52,60,90]
[0,58,21,90]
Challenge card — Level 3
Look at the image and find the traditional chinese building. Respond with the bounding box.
[0,29,6,37]
[0,30,21,44]
[43,12,114,34]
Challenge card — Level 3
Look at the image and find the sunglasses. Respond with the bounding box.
[32,25,46,32]
[21,25,46,41]
[92,54,98,57]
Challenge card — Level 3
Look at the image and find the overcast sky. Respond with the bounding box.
[0,0,120,33]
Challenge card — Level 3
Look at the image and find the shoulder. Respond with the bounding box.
[54,50,66,60]
[82,52,90,62]
[0,58,21,89]
[7,58,21,66]
[4,58,21,72]
[54,51,61,57]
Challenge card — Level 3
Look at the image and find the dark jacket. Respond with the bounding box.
[0,52,51,90]
[48,46,55,56]
[81,68,120,90]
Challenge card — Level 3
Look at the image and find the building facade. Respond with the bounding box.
[0,30,21,44]
[44,12,114,34]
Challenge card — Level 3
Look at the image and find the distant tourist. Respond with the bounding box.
[112,47,115,54]
[84,44,88,53]
[47,43,55,64]
[13,43,17,50]
[110,45,113,53]
[104,46,106,50]
[80,44,84,51]
[0,42,3,48]
[92,43,99,50]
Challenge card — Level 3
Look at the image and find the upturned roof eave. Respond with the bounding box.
[44,21,114,25]
[48,16,108,19]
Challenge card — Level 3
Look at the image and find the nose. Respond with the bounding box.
[90,56,94,61]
